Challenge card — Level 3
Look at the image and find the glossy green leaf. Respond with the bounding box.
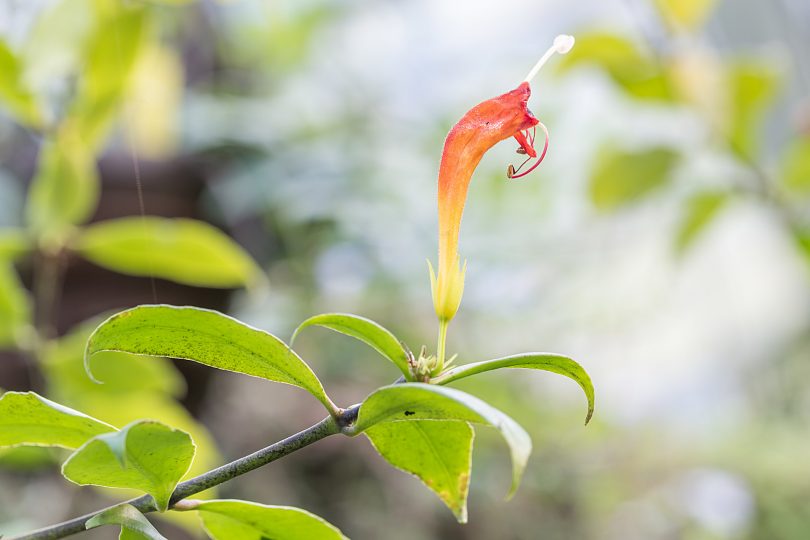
[0,40,43,127]
[653,0,717,30]
[726,62,780,161]
[292,313,411,379]
[194,500,348,540]
[675,191,729,253]
[0,391,115,449]
[590,147,679,211]
[75,217,261,288]
[0,262,31,347]
[555,32,671,101]
[366,420,473,522]
[70,392,222,511]
[86,504,167,540]
[781,136,810,194]
[0,229,31,261]
[85,305,337,413]
[353,383,531,497]
[25,129,99,236]
[62,420,195,511]
[433,353,595,425]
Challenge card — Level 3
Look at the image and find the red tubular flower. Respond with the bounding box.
[430,81,541,322]
[428,35,574,372]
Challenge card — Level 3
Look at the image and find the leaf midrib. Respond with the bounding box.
[412,422,455,497]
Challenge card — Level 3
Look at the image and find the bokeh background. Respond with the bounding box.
[2,0,810,538]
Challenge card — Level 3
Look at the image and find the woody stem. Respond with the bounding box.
[10,409,356,540]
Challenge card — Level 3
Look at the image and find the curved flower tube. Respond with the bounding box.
[430,81,539,321]
[429,35,575,372]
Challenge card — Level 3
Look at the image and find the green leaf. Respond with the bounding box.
[292,313,411,379]
[24,4,148,238]
[366,420,473,522]
[38,316,220,536]
[793,229,810,267]
[194,500,348,540]
[675,191,729,253]
[62,420,195,512]
[39,316,221,513]
[433,353,595,425]
[262,6,336,72]
[67,4,149,151]
[25,128,99,236]
[0,40,43,127]
[590,147,680,211]
[85,305,337,414]
[0,229,31,261]
[726,62,780,161]
[0,446,56,471]
[69,393,222,501]
[74,217,261,288]
[653,0,718,30]
[86,504,167,540]
[555,32,672,101]
[0,391,115,449]
[353,383,531,498]
[20,0,96,91]
[0,262,31,347]
[781,136,810,194]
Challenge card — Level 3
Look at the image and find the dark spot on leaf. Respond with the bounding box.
[404,410,415,416]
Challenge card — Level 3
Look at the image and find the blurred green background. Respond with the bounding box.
[2,0,810,538]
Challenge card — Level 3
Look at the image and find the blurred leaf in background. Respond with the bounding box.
[781,135,810,194]
[125,43,183,159]
[67,2,148,152]
[725,61,780,161]
[0,39,43,128]
[589,146,680,211]
[675,190,730,253]
[74,218,263,288]
[24,1,148,239]
[556,32,672,101]
[0,262,31,348]
[25,129,99,238]
[653,0,718,31]
[0,229,30,261]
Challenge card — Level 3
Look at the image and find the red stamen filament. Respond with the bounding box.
[507,122,549,179]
